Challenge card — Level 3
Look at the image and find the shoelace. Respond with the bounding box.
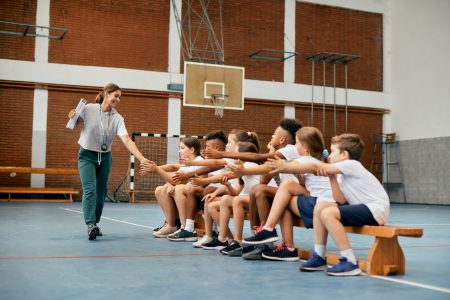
[272,241,287,253]
[252,225,264,234]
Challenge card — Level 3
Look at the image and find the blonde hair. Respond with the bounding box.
[95,83,121,104]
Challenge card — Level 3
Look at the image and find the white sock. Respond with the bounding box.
[314,244,326,259]
[262,226,274,231]
[340,249,357,265]
[185,219,195,232]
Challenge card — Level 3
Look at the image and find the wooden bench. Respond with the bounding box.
[0,167,80,202]
[194,210,423,276]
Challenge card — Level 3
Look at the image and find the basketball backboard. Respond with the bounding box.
[183,61,245,110]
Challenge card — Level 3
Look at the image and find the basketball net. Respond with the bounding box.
[210,94,229,118]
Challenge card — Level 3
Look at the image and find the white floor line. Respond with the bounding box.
[394,224,450,226]
[370,275,450,294]
[60,207,155,229]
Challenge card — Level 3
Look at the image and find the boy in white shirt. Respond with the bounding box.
[270,133,389,276]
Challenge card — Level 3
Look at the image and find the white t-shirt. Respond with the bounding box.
[239,161,261,196]
[178,156,204,186]
[277,144,300,183]
[295,156,335,203]
[78,103,128,152]
[208,165,228,188]
[333,159,390,225]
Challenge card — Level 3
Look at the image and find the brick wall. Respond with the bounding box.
[181,101,285,151]
[0,87,34,186]
[0,0,36,61]
[296,2,383,91]
[49,0,169,71]
[296,105,383,170]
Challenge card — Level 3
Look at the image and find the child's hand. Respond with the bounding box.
[202,192,216,203]
[202,149,223,159]
[267,142,276,153]
[167,184,175,196]
[172,172,190,184]
[294,173,305,185]
[219,175,231,187]
[227,159,245,176]
[265,158,284,174]
[139,160,157,176]
[179,157,193,166]
[190,175,207,186]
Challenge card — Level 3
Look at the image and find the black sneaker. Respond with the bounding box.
[87,224,99,240]
[220,240,241,255]
[243,228,278,245]
[153,221,167,232]
[262,244,299,262]
[202,238,228,250]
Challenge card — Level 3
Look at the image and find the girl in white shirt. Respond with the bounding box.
[140,137,203,239]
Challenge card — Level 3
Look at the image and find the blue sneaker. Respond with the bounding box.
[299,251,327,271]
[243,228,278,245]
[326,257,361,276]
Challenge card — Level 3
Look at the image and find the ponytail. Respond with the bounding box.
[231,129,261,152]
[96,83,121,104]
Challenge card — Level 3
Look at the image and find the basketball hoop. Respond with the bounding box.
[210,94,229,118]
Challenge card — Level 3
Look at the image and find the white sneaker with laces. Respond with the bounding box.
[192,235,213,248]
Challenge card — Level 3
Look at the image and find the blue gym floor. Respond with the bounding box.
[0,202,449,300]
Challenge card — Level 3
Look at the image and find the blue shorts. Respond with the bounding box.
[338,204,379,226]
[296,195,317,229]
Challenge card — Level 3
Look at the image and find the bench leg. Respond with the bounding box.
[194,213,206,236]
[367,236,405,275]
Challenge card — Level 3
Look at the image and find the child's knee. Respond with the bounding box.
[320,206,338,222]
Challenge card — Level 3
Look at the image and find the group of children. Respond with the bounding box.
[139,118,390,276]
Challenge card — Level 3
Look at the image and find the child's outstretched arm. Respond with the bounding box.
[266,159,342,176]
[191,171,238,186]
[172,166,222,184]
[202,149,274,163]
[140,161,179,176]
[180,157,227,167]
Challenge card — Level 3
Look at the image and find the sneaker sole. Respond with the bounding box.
[153,233,170,238]
[243,236,279,245]
[261,253,299,262]
[202,245,226,250]
[167,237,198,242]
[299,265,327,272]
[326,268,362,276]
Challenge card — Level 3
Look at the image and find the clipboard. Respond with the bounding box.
[66,98,87,129]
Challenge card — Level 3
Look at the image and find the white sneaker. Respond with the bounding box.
[153,224,177,238]
[192,235,213,248]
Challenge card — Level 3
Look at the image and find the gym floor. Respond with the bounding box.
[0,202,449,300]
